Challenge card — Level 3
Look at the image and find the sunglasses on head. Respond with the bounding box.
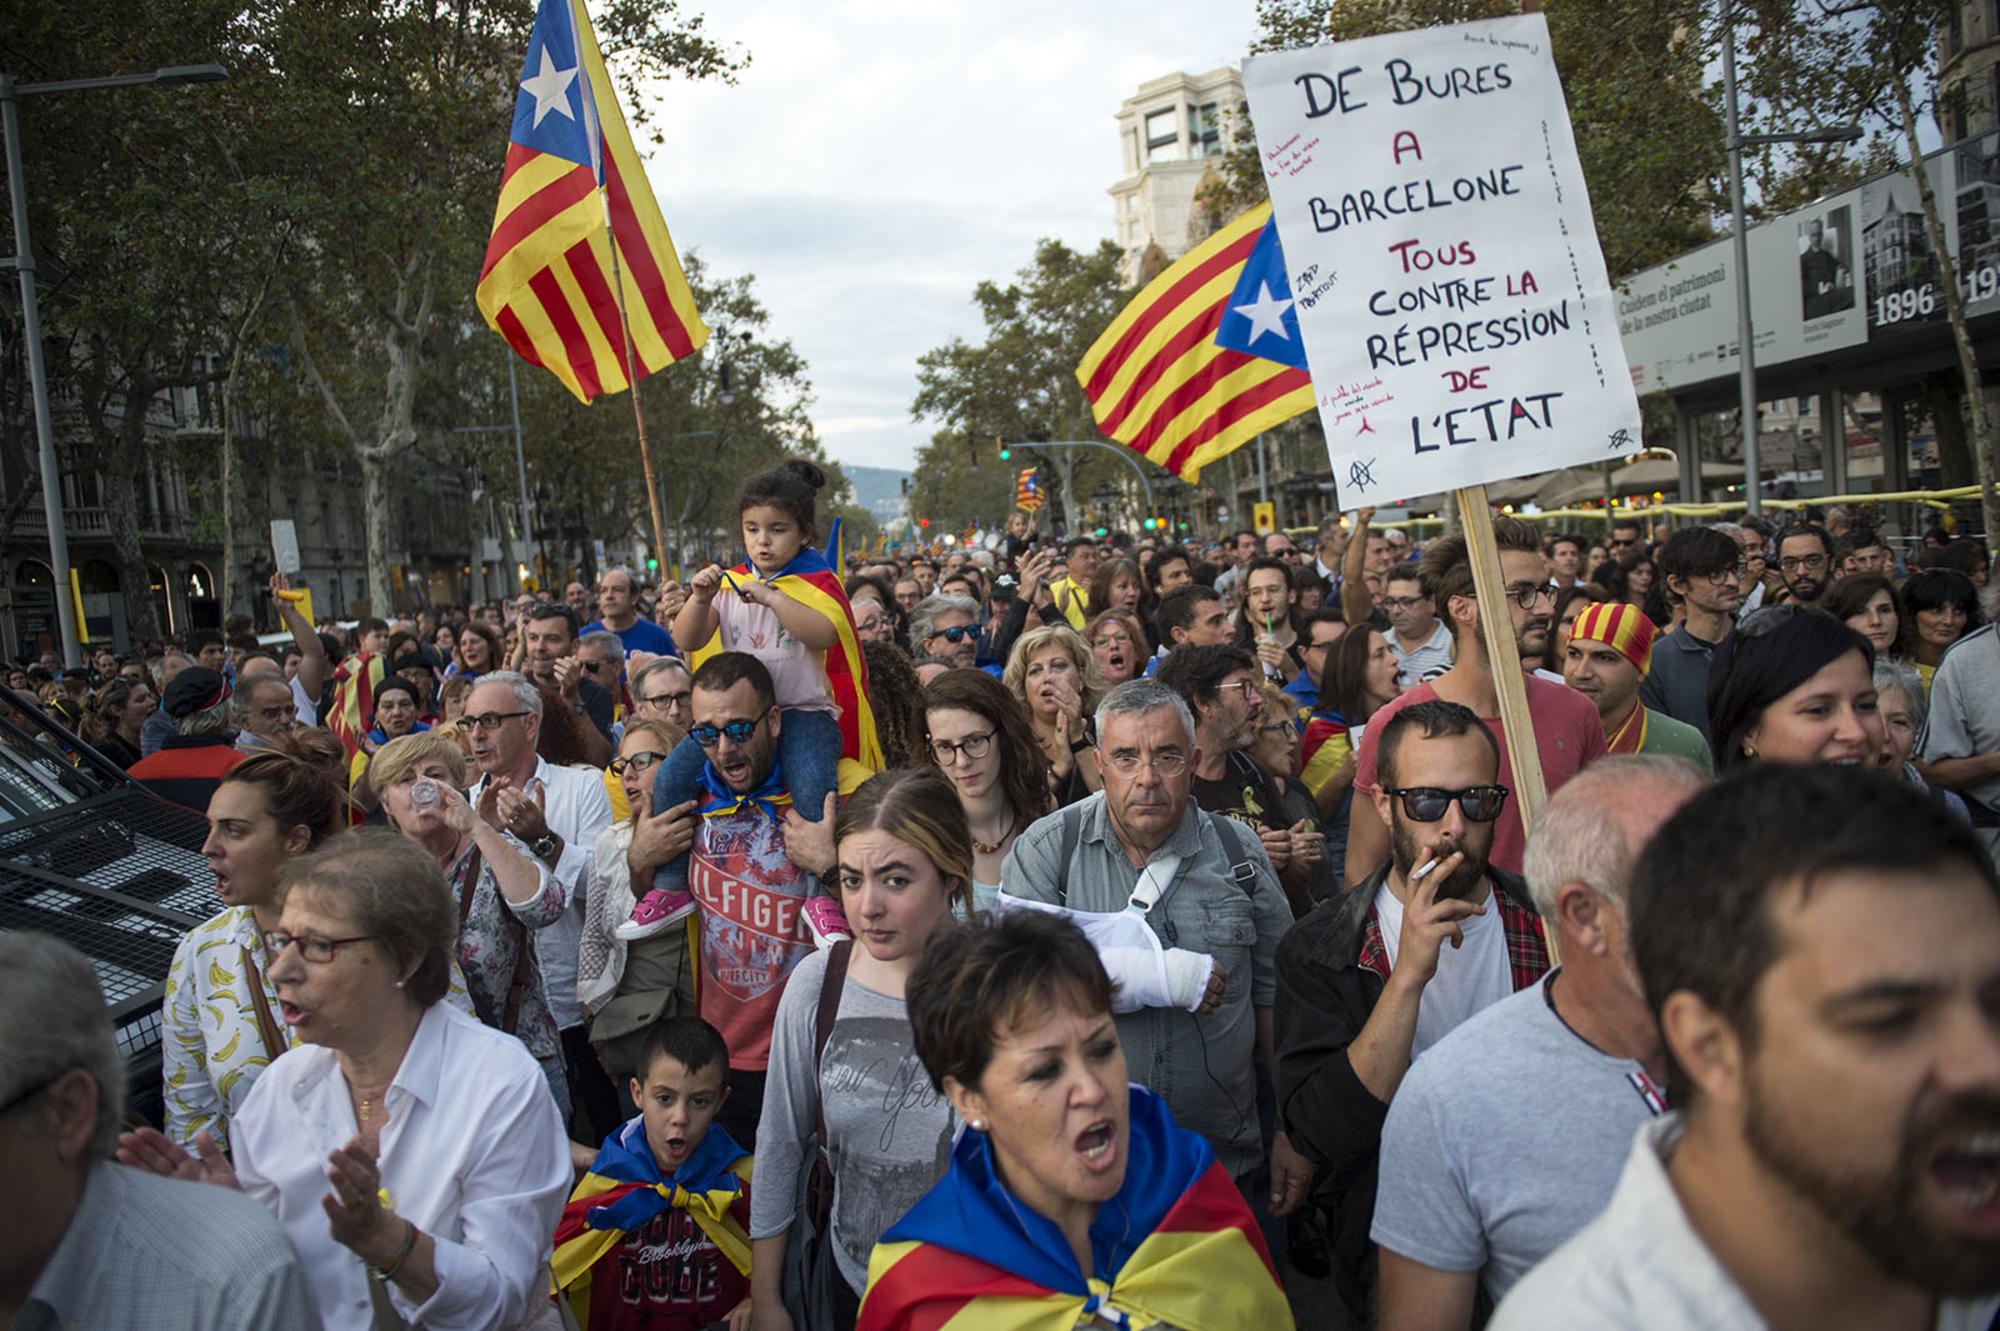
[1383,785,1509,823]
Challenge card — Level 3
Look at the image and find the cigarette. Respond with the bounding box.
[1412,857,1439,881]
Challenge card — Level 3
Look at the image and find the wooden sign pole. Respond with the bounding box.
[1454,485,1554,961]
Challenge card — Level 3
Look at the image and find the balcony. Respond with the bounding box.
[11,505,193,543]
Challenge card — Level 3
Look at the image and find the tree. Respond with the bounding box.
[911,237,1135,530]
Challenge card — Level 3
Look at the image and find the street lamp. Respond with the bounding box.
[1,62,227,667]
[1721,13,1860,518]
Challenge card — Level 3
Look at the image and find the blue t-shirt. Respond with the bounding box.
[584,616,677,658]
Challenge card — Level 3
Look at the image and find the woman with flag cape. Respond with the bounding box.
[859,911,1289,1331]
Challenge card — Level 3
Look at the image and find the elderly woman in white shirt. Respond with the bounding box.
[118,829,571,1331]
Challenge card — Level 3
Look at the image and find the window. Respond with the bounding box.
[1190,102,1223,158]
[1145,107,1180,163]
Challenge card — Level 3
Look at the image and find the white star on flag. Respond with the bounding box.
[520,46,578,129]
[1233,282,1295,344]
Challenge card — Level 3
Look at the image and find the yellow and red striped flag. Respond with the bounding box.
[476,0,707,402]
[1076,203,1314,482]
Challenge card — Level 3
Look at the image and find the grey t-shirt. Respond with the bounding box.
[1923,625,2000,861]
[1372,972,1660,1304]
[748,948,957,1295]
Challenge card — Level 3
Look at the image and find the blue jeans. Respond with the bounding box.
[649,706,842,889]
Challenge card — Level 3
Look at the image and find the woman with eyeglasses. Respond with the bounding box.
[1707,605,1885,769]
[1901,566,1982,696]
[371,731,573,1115]
[579,719,703,1103]
[1086,607,1148,686]
[1004,623,1106,807]
[923,669,1052,915]
[118,830,573,1331]
[1254,680,1338,907]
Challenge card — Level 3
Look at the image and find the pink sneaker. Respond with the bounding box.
[615,888,696,941]
[800,896,852,950]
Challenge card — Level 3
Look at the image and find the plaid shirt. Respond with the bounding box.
[1355,885,1550,992]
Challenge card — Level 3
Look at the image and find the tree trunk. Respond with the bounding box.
[359,450,394,618]
[1899,79,2000,543]
[97,383,165,643]
[1921,372,1974,488]
[217,274,274,622]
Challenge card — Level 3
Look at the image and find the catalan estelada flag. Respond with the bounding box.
[324,652,386,762]
[1014,467,1045,512]
[1077,203,1315,482]
[858,1085,1287,1330]
[476,0,707,402]
[741,546,883,772]
[551,1117,752,1329]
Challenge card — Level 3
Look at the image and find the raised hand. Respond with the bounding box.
[116,1127,240,1190]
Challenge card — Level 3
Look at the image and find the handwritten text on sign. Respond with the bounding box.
[1242,14,1641,507]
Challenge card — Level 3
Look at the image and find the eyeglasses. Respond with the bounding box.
[689,716,765,747]
[1102,749,1189,777]
[465,710,532,732]
[1378,596,1426,611]
[1383,785,1509,823]
[926,624,977,644]
[0,1066,69,1116]
[929,730,995,764]
[1261,720,1299,739]
[1778,553,1828,573]
[1504,583,1555,610]
[262,931,376,963]
[579,659,615,674]
[638,689,691,711]
[609,750,668,776]
[1216,679,1260,703]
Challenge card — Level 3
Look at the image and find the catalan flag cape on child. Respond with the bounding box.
[551,1117,753,1327]
[746,545,883,771]
[858,1085,1287,1330]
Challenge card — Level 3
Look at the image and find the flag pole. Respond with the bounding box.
[600,189,672,579]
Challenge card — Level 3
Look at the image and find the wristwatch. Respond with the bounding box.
[530,833,559,861]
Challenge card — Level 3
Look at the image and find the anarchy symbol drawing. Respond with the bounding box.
[1348,458,1378,492]
[1606,427,1634,452]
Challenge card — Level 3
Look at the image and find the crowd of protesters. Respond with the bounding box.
[5,472,2000,1331]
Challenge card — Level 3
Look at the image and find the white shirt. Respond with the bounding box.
[231,1002,571,1331]
[290,676,318,728]
[1374,876,1513,1058]
[1391,619,1455,688]
[1493,1115,2000,1331]
[470,754,615,1028]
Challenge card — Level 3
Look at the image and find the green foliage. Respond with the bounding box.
[910,237,1134,530]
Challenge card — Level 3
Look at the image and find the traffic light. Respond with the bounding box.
[1142,517,1155,531]
[998,441,1011,461]
[645,556,659,572]
[1095,526,1108,537]
[918,518,930,529]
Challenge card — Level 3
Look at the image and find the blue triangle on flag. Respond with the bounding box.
[1212,219,1308,372]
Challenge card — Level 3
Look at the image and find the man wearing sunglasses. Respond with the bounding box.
[1374,757,1706,1328]
[1275,699,1550,1320]
[679,652,861,1149]
[1347,518,1609,886]
[908,594,987,672]
[577,630,629,718]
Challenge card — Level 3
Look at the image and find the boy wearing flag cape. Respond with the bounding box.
[553,1016,754,1330]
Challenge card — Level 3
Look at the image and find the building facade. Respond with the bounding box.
[1108,69,1243,285]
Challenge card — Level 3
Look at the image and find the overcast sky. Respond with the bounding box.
[636,0,1257,473]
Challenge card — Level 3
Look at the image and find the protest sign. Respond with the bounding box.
[270,519,302,575]
[1243,13,1641,507]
